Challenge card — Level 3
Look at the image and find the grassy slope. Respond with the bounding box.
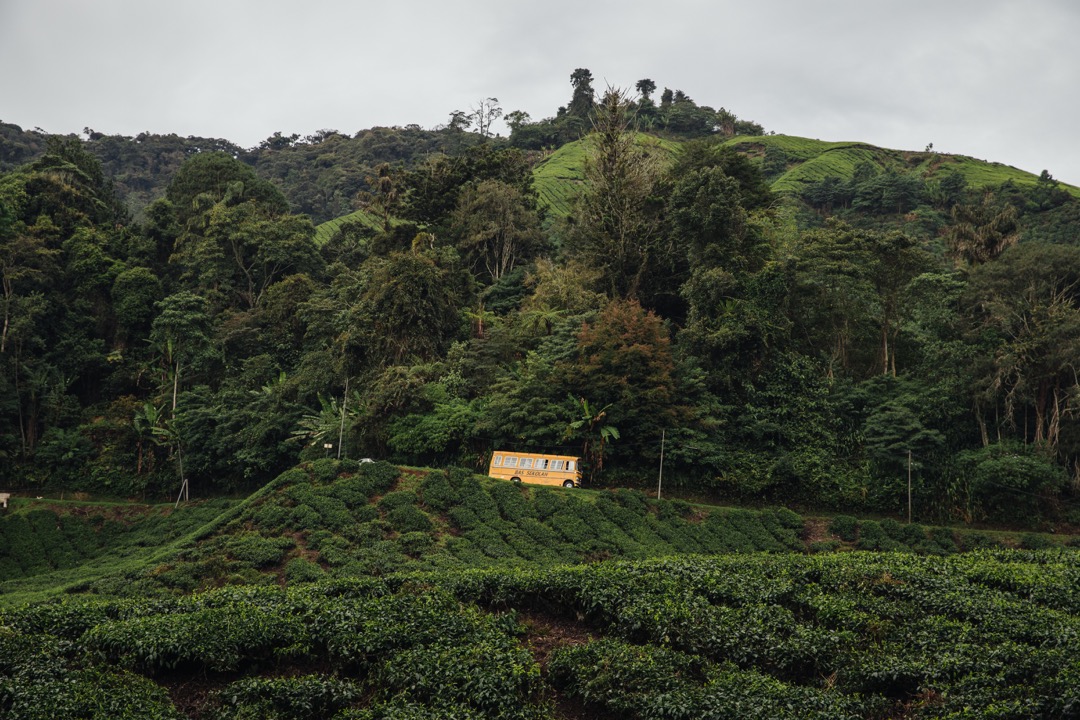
[310,131,1076,236]
[532,134,681,221]
[723,133,1080,197]
[312,207,385,245]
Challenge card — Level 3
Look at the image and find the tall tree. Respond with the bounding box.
[560,299,679,475]
[964,242,1080,451]
[565,88,665,300]
[356,163,402,233]
[452,179,544,284]
[946,192,1019,266]
[569,68,595,119]
[635,78,657,100]
[469,97,503,138]
[347,247,470,368]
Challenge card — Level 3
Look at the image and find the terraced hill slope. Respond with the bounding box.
[532,133,680,221]
[312,131,1077,238]
[313,207,386,245]
[1,460,1064,608]
[3,461,1078,718]
[721,133,1080,197]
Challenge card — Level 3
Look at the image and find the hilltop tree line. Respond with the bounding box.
[505,68,765,151]
[3,78,1080,528]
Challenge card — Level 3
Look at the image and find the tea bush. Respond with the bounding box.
[386,505,434,534]
[829,515,859,542]
[211,674,362,720]
[284,557,324,584]
[85,603,308,673]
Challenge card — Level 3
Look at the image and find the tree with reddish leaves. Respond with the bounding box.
[560,299,681,480]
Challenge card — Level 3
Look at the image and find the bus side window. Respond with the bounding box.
[567,461,576,472]
[536,459,548,469]
[521,458,534,469]
[493,456,503,467]
[551,460,565,471]
[505,456,518,468]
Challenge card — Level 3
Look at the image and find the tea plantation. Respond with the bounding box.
[1,461,1078,718]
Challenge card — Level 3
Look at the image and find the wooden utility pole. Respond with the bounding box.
[907,450,913,524]
[337,377,350,460]
[657,430,665,500]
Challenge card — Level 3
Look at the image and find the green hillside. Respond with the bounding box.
[309,130,1075,241]
[532,133,681,221]
[0,459,1077,719]
[722,133,1080,197]
[0,461,806,606]
[2,460,1068,609]
[313,207,386,245]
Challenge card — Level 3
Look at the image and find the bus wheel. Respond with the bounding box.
[563,480,575,488]
[511,476,522,484]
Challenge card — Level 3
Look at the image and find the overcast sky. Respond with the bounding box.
[2,0,1078,184]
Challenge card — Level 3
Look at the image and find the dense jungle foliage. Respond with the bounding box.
[3,68,1080,533]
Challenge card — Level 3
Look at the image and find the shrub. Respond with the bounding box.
[961,532,1003,550]
[613,488,649,514]
[773,507,804,530]
[532,489,562,519]
[310,458,340,485]
[251,501,290,531]
[925,527,958,555]
[387,505,434,534]
[448,507,480,531]
[879,518,907,543]
[306,493,354,531]
[4,515,49,575]
[810,540,841,553]
[399,531,435,557]
[314,536,355,567]
[490,482,534,522]
[284,557,324,584]
[225,533,294,568]
[85,604,308,673]
[325,474,377,506]
[444,466,475,491]
[358,461,400,495]
[829,515,859,542]
[420,473,456,511]
[1019,532,1055,550]
[459,485,501,524]
[288,504,322,531]
[353,505,379,523]
[378,491,417,513]
[855,521,907,552]
[213,674,361,719]
[345,520,389,544]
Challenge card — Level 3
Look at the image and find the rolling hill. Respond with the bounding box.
[1,460,1078,718]
[312,130,1078,236]
[722,133,1080,197]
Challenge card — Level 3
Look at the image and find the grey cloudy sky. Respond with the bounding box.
[3,0,1079,183]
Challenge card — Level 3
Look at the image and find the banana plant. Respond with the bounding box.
[566,394,620,484]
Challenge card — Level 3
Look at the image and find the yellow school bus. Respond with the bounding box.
[488,451,581,488]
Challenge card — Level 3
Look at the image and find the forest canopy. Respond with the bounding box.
[2,70,1079,529]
